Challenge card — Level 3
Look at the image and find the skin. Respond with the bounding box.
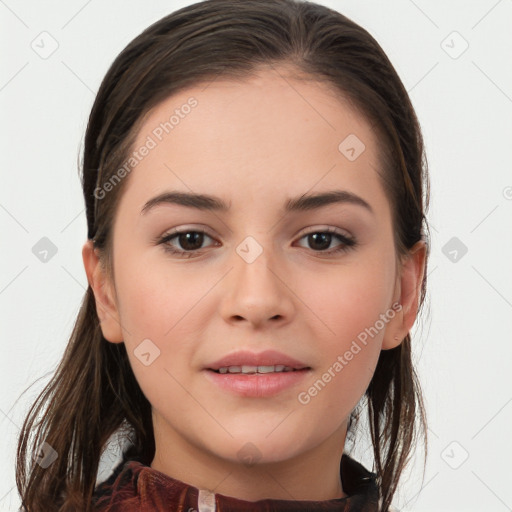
[83,64,426,502]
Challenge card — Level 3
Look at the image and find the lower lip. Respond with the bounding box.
[204,369,311,397]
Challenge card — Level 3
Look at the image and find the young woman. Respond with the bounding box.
[16,0,430,510]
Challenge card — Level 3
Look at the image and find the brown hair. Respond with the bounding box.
[16,0,430,510]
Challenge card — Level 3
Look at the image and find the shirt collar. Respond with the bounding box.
[94,453,379,511]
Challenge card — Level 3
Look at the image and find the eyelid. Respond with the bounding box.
[153,225,219,254]
[159,224,352,242]
[156,223,356,257]
[294,225,352,240]
[160,224,217,239]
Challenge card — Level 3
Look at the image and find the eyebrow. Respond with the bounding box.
[140,190,374,215]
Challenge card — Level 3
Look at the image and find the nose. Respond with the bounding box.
[218,240,295,329]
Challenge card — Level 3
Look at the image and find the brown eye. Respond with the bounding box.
[175,231,205,251]
[306,232,333,251]
[158,230,217,257]
[296,229,356,254]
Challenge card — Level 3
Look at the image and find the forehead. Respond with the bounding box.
[119,65,387,217]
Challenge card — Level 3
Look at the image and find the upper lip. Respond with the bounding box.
[205,350,310,370]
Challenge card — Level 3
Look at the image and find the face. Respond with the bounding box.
[86,64,422,473]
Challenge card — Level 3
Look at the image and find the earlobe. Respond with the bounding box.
[382,240,427,350]
[82,240,124,343]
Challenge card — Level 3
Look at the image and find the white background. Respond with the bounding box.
[1,1,511,510]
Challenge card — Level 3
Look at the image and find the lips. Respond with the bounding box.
[216,365,297,374]
[205,349,310,372]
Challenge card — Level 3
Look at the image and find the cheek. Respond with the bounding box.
[295,257,394,346]
[114,255,224,385]
[115,252,205,339]
[293,257,393,409]
[115,260,205,413]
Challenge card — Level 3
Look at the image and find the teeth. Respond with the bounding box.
[217,365,296,374]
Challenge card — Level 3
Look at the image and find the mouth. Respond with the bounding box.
[203,350,312,396]
[208,365,310,374]
[204,365,312,397]
[205,349,311,373]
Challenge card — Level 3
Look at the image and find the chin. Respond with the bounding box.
[213,432,309,467]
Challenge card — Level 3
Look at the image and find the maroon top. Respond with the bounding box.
[93,454,379,511]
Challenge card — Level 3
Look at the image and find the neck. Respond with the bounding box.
[150,415,348,502]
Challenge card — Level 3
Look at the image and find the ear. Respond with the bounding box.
[82,240,124,343]
[382,240,427,350]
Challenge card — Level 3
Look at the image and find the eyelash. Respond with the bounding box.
[155,227,357,259]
